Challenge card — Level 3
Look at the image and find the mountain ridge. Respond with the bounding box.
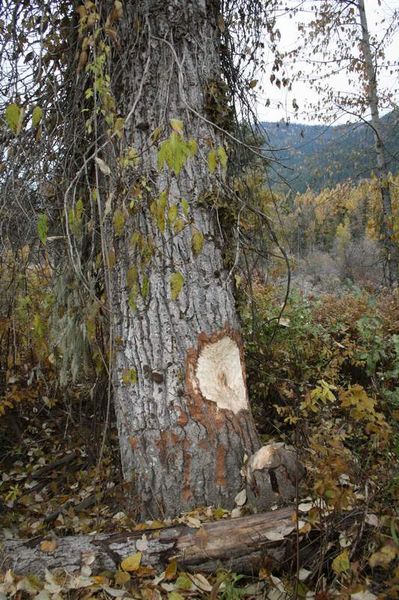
[261,110,399,193]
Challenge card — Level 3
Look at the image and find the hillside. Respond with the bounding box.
[262,110,399,193]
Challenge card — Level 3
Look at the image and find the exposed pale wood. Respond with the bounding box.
[0,507,296,576]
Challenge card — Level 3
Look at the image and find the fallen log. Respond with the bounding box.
[1,507,299,576]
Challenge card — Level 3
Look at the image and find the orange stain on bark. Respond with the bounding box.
[177,407,189,427]
[182,440,193,502]
[129,436,138,449]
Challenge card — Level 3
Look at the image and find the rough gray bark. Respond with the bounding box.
[105,0,280,518]
[358,0,399,286]
[0,508,296,576]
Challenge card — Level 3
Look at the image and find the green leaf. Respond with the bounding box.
[130,231,141,248]
[159,190,168,209]
[76,198,84,220]
[186,139,198,156]
[174,218,185,234]
[332,549,350,574]
[157,133,197,176]
[5,103,22,134]
[32,106,43,128]
[168,204,178,225]
[114,117,125,139]
[37,214,48,245]
[33,313,44,337]
[142,275,150,300]
[181,198,189,216]
[122,368,137,385]
[126,265,138,288]
[170,272,184,300]
[207,149,217,173]
[176,573,192,590]
[217,145,228,169]
[120,146,138,168]
[113,208,125,236]
[192,230,204,255]
[68,199,84,237]
[168,593,185,600]
[128,289,137,312]
[150,193,167,233]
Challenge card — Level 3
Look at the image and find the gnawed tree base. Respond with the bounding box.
[1,508,300,576]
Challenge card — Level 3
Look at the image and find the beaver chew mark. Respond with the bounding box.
[195,335,248,414]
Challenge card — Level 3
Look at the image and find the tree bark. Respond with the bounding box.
[0,508,297,576]
[104,0,278,518]
[358,0,399,286]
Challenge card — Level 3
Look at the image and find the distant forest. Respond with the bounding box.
[262,109,399,193]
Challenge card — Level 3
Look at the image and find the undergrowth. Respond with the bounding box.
[243,282,399,596]
[1,252,399,598]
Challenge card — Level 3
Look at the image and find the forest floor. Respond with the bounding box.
[1,281,399,598]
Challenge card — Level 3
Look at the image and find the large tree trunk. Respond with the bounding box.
[358,0,399,286]
[105,0,272,519]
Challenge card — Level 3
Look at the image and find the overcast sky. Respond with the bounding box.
[255,0,399,124]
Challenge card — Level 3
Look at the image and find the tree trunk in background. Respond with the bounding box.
[358,0,399,286]
[107,0,267,519]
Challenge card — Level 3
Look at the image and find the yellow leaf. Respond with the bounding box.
[151,127,162,143]
[40,539,57,553]
[165,559,178,581]
[5,103,23,134]
[113,0,123,19]
[114,570,131,585]
[170,119,184,135]
[217,146,227,169]
[114,117,125,139]
[192,230,204,255]
[332,549,350,574]
[92,575,108,584]
[121,552,142,572]
[208,149,217,173]
[136,566,155,577]
[168,593,185,600]
[174,218,185,234]
[170,272,184,300]
[369,544,397,568]
[32,106,43,128]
